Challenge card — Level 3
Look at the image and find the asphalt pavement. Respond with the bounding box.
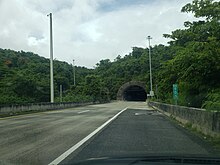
[0,102,217,165]
[0,101,135,165]
[61,108,217,164]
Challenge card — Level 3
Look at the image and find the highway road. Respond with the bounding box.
[61,108,218,164]
[0,102,218,165]
[0,102,145,165]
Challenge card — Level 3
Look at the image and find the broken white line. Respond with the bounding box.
[77,110,90,114]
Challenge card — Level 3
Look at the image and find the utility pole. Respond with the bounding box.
[60,85,62,102]
[47,13,54,103]
[73,59,76,86]
[147,36,154,97]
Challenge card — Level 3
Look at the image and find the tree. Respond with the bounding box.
[84,75,103,102]
[159,0,220,108]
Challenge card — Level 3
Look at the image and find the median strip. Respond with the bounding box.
[48,107,128,165]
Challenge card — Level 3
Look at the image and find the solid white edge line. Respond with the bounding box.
[77,110,90,114]
[48,107,128,165]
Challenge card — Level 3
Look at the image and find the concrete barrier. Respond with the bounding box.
[149,101,220,138]
[0,102,94,116]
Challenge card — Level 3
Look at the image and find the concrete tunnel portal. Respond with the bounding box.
[117,81,147,101]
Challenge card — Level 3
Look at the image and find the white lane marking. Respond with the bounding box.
[48,107,128,165]
[135,113,140,116]
[77,110,90,114]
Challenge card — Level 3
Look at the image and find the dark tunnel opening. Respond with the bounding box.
[123,85,147,101]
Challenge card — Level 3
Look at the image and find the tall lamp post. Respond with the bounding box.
[147,36,154,97]
[47,13,54,103]
[73,59,76,86]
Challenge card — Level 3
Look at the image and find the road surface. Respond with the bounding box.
[0,102,132,164]
[0,102,217,165]
[61,108,218,164]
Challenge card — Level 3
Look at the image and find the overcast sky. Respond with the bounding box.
[0,0,194,68]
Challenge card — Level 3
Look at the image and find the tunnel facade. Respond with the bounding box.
[117,81,147,101]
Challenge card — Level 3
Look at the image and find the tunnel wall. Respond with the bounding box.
[117,81,147,100]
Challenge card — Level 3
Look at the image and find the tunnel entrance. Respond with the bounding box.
[123,85,147,101]
[117,81,147,101]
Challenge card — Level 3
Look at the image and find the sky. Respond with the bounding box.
[0,0,194,68]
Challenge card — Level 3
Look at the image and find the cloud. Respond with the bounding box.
[0,0,193,68]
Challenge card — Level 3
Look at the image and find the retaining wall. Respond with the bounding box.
[149,101,220,138]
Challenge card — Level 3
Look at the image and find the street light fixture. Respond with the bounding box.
[147,36,154,97]
[47,13,54,103]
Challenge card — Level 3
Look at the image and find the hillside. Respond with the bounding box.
[0,0,219,111]
[0,49,93,104]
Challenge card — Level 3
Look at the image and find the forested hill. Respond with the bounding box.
[0,0,219,111]
[0,49,93,104]
[94,45,173,99]
[0,45,172,105]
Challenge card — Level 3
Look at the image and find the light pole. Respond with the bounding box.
[147,36,154,97]
[60,84,62,102]
[73,59,76,86]
[47,13,54,103]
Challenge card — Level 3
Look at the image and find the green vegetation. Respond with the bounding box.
[0,0,219,111]
[159,0,220,109]
[0,49,93,104]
